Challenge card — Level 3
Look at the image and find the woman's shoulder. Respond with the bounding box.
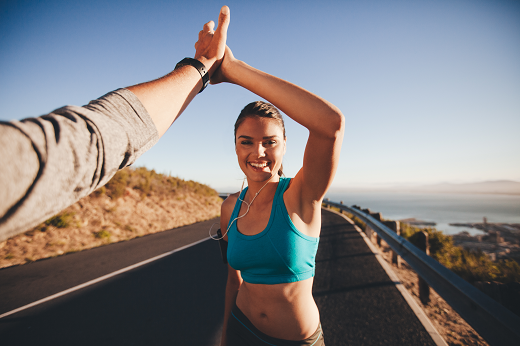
[221,192,240,214]
[220,192,240,231]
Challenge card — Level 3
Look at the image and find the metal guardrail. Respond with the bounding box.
[325,200,520,346]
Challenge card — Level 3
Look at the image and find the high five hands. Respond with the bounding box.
[194,6,231,78]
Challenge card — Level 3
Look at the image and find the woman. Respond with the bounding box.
[212,44,344,346]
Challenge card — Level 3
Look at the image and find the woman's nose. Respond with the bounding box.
[254,144,266,157]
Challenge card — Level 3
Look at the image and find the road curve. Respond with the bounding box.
[0,210,437,345]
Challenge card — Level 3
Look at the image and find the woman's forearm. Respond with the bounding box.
[221,281,240,346]
[213,50,345,202]
[226,60,344,139]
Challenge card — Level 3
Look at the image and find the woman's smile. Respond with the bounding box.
[248,161,270,171]
[249,162,268,168]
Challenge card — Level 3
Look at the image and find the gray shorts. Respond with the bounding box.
[227,302,325,346]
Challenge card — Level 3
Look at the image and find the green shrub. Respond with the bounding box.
[45,212,75,228]
[327,205,341,213]
[400,223,520,284]
[94,230,111,239]
[405,226,454,261]
[92,186,106,197]
[343,212,366,231]
[105,169,129,199]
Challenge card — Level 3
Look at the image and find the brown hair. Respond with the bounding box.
[234,101,286,176]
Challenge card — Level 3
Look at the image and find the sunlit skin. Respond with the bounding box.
[212,18,344,345]
[223,116,321,341]
[235,116,286,186]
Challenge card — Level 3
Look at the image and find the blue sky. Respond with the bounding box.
[1,0,519,192]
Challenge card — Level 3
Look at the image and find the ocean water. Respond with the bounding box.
[325,191,520,236]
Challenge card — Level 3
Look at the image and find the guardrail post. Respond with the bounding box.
[417,231,431,305]
[370,212,382,246]
[339,201,343,214]
[363,211,382,245]
[383,221,401,268]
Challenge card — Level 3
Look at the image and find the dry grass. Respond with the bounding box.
[0,168,222,268]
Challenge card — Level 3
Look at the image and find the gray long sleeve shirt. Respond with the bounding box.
[0,89,159,242]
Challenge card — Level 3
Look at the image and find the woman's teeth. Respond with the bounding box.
[250,162,268,168]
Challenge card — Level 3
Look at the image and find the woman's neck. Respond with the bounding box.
[244,175,280,204]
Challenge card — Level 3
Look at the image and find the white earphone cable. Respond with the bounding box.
[209,174,274,241]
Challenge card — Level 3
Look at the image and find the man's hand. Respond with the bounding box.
[194,6,230,76]
[127,6,231,137]
[210,45,236,85]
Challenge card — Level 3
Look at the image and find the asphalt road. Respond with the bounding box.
[0,218,227,345]
[314,210,436,345]
[0,210,436,345]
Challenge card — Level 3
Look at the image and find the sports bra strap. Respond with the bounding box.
[230,186,248,221]
[230,178,288,222]
[273,177,290,207]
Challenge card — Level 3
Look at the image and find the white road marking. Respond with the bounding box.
[0,237,210,319]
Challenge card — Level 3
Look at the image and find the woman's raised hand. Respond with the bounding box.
[210,45,237,85]
[194,6,230,77]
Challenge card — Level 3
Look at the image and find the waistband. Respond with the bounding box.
[228,302,324,346]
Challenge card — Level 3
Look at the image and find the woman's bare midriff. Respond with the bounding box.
[235,277,320,340]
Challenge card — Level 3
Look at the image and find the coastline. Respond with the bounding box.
[324,191,520,263]
[325,191,520,234]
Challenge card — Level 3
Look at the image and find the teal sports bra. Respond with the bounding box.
[227,177,320,285]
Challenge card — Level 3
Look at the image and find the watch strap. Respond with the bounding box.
[175,57,209,93]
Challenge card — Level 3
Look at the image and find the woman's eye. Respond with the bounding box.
[265,140,277,146]
[241,141,252,145]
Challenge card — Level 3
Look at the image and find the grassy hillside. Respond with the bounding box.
[0,167,222,268]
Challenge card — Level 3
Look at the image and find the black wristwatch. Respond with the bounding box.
[175,57,209,93]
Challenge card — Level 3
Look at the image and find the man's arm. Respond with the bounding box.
[0,6,230,242]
